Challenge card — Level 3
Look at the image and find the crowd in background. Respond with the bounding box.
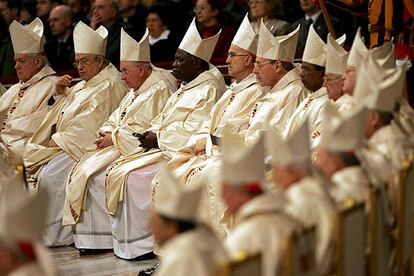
[0,0,366,78]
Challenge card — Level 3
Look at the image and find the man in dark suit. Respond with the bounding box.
[291,0,344,53]
[90,0,122,66]
[44,5,75,71]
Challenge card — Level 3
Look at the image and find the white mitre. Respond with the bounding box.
[154,167,203,221]
[302,24,346,67]
[178,18,220,62]
[269,120,311,167]
[326,33,348,75]
[9,17,44,54]
[347,28,368,71]
[231,13,257,54]
[257,19,300,62]
[220,130,265,187]
[73,21,108,55]
[355,56,407,112]
[120,28,150,62]
[372,41,396,69]
[321,103,367,152]
[0,184,54,276]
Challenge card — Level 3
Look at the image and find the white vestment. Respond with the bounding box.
[154,225,229,276]
[225,193,297,276]
[285,175,336,275]
[24,63,128,246]
[65,69,175,256]
[73,68,225,258]
[281,87,332,149]
[329,166,371,204]
[334,93,354,114]
[0,65,57,157]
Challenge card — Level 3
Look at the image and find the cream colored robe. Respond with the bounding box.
[281,87,332,149]
[334,93,354,114]
[225,193,298,276]
[23,64,128,182]
[103,68,226,215]
[154,224,229,276]
[285,175,336,275]
[358,122,414,186]
[246,67,307,145]
[0,65,57,157]
[329,166,371,204]
[164,73,263,184]
[62,68,176,225]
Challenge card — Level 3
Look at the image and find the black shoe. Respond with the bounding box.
[78,248,112,256]
[138,263,159,276]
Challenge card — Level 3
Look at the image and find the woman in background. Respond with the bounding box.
[194,0,237,63]
[146,4,179,63]
[249,0,290,36]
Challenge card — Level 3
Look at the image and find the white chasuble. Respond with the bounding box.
[103,68,226,216]
[0,65,57,157]
[24,63,128,182]
[62,68,176,225]
[281,87,333,149]
[225,193,297,276]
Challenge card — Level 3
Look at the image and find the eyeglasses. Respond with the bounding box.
[73,58,94,68]
[193,5,211,12]
[227,52,249,59]
[323,75,342,83]
[254,60,274,69]
[120,67,141,76]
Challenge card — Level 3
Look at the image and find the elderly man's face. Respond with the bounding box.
[49,6,72,36]
[36,0,53,17]
[120,61,147,90]
[300,61,324,92]
[226,44,251,81]
[253,57,279,87]
[74,54,104,81]
[93,0,117,27]
[323,73,343,101]
[171,49,196,82]
[14,54,42,82]
[341,66,356,95]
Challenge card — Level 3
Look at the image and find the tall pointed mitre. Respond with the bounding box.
[347,28,368,71]
[120,28,150,62]
[231,13,257,54]
[73,21,108,55]
[372,42,396,69]
[9,17,44,54]
[302,24,346,67]
[220,129,265,187]
[154,167,203,221]
[269,120,311,166]
[354,55,407,112]
[178,18,221,62]
[257,20,300,62]
[321,103,367,151]
[326,33,348,75]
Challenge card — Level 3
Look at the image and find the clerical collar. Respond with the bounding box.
[149,30,170,45]
[305,10,322,23]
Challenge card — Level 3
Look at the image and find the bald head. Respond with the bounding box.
[49,5,72,37]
